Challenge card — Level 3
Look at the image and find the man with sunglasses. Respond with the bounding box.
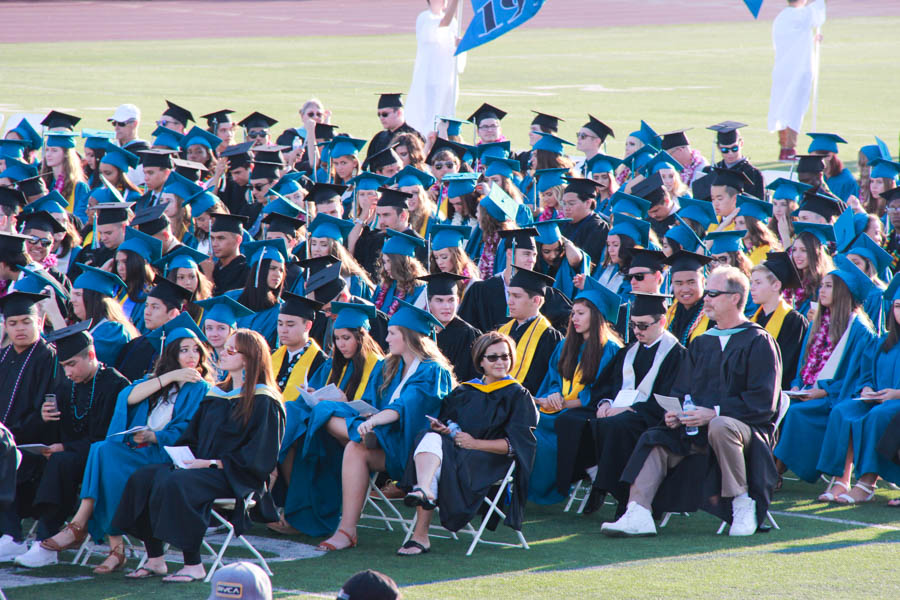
[575,115,614,176]
[364,93,423,164]
[706,122,765,200]
[156,100,193,135]
[612,249,666,343]
[17,211,70,298]
[663,250,715,346]
[107,104,149,186]
[238,112,278,148]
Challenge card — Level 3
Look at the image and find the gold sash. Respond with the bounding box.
[271,340,323,402]
[463,377,518,393]
[336,351,381,400]
[751,299,791,340]
[748,244,771,266]
[665,300,710,343]
[498,314,552,384]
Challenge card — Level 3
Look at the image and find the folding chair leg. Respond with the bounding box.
[659,512,673,528]
[466,471,513,557]
[766,511,780,530]
[563,480,582,512]
[238,535,273,576]
[716,520,728,535]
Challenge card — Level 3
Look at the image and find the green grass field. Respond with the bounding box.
[3,17,900,599]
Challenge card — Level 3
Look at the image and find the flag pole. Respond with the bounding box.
[811,26,822,131]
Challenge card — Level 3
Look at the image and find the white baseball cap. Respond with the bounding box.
[108,104,141,123]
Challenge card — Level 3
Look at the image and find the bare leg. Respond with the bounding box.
[397,507,433,555]
[325,416,351,446]
[317,441,385,549]
[70,498,95,527]
[819,437,854,501]
[413,452,440,501]
[280,446,296,485]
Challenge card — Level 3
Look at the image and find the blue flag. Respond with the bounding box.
[743,0,763,18]
[455,0,546,55]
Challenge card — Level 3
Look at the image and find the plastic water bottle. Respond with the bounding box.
[682,395,699,436]
[447,420,461,439]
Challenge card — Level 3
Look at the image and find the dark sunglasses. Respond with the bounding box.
[247,130,268,138]
[483,353,511,363]
[720,145,740,154]
[306,111,323,118]
[377,111,393,118]
[27,236,53,248]
[629,320,655,331]
[704,289,735,298]
[251,183,270,191]
[111,120,133,127]
[433,161,456,170]
[628,272,651,282]
[577,132,597,140]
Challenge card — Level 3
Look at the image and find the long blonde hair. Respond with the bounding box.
[42,148,86,199]
[379,326,455,395]
[802,274,871,366]
[408,186,435,235]
[323,238,375,289]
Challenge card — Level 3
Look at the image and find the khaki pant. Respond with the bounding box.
[778,128,798,151]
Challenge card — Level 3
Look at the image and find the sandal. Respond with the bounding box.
[92,544,126,574]
[316,528,357,552]
[836,481,876,505]
[125,566,166,579]
[162,571,204,583]
[266,519,300,535]
[40,521,87,551]
[396,539,430,556]
[817,479,849,503]
[403,487,436,510]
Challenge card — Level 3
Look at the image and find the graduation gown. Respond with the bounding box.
[0,423,16,507]
[212,255,250,296]
[436,316,481,383]
[560,213,609,268]
[714,158,765,201]
[352,227,385,280]
[218,177,250,215]
[666,299,713,347]
[457,274,572,334]
[111,384,285,550]
[115,333,163,383]
[751,301,808,389]
[875,411,900,476]
[90,320,135,370]
[225,290,283,349]
[271,341,325,403]
[497,315,563,397]
[365,123,423,163]
[399,378,538,532]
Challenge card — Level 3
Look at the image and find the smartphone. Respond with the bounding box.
[425,415,445,427]
[44,394,57,411]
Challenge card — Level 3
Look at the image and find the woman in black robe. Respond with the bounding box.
[397,331,537,555]
[111,328,285,582]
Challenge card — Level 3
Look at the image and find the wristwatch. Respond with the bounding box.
[208,461,220,469]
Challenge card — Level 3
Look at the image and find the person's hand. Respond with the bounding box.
[475,182,491,196]
[802,387,827,400]
[847,195,863,212]
[680,406,716,428]
[323,109,332,124]
[430,420,451,435]
[859,386,877,398]
[40,443,64,458]
[664,411,681,429]
[302,114,316,136]
[868,388,900,402]
[806,306,818,322]
[545,392,564,412]
[168,368,204,385]
[41,401,61,422]
[572,273,586,291]
[608,406,634,417]
[185,458,216,469]
[454,431,476,450]
[357,418,376,437]
[214,156,228,178]
[132,429,157,445]
[100,258,114,272]
[596,401,612,418]
[427,131,438,145]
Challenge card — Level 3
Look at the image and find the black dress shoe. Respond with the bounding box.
[583,488,605,515]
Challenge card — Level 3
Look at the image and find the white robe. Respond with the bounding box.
[405,10,465,137]
[767,0,827,133]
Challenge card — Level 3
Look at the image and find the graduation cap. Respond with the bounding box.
[621,146,656,172]
[707,121,747,145]
[18,210,65,235]
[0,187,27,211]
[275,128,304,147]
[383,228,425,257]
[242,238,290,266]
[806,132,848,155]
[41,110,81,131]
[272,171,312,196]
[0,290,47,318]
[498,227,538,252]
[251,144,288,163]
[23,190,67,214]
[443,172,479,198]
[162,100,194,127]
[45,320,93,361]
[185,189,219,217]
[660,128,692,150]
[220,142,254,168]
[641,151,681,176]
[437,116,471,138]
[119,227,164,263]
[833,207,868,253]
[533,218,570,245]
[472,141,511,162]
[304,260,346,303]
[210,212,248,234]
[391,165,436,189]
[195,294,253,328]
[44,132,78,149]
[626,248,666,272]
[761,251,802,290]
[13,174,47,199]
[0,139,27,161]
[886,273,900,305]
[332,301,377,330]
[766,177,812,202]
[365,146,403,172]
[479,184,518,222]
[882,187,900,205]
[482,155,520,179]
[377,187,412,210]
[263,210,306,235]
[429,224,471,251]
[582,115,614,143]
[181,126,222,151]
[139,148,176,169]
[426,137,469,164]
[0,231,28,257]
[172,158,208,182]
[709,166,751,191]
[532,132,574,155]
[585,153,622,175]
[261,192,304,219]
[795,154,826,173]
[630,292,672,317]
[534,168,569,193]
[82,131,115,150]
[690,172,713,201]
[131,204,170,236]
[609,212,650,247]
[829,254,874,305]
[163,172,203,202]
[846,233,893,275]
[314,123,339,142]
[629,120,661,150]
[575,276,621,323]
[327,136,366,159]
[280,291,323,321]
[9,117,42,150]
[161,311,208,348]
[736,194,773,222]
[349,171,389,192]
[250,161,281,181]
[238,112,278,130]
[664,250,714,273]
[798,189,845,222]
[664,225,702,254]
[530,111,564,132]
[309,213,354,242]
[507,267,554,296]
[94,201,134,225]
[72,263,125,297]
[100,142,141,172]
[388,299,443,335]
[150,125,184,150]
[630,172,667,207]
[707,230,746,255]
[869,158,900,181]
[377,93,404,109]
[16,264,68,300]
[201,109,235,129]
[564,177,603,198]
[610,191,651,219]
[154,244,209,274]
[793,221,835,245]
[468,103,507,125]
[147,276,193,310]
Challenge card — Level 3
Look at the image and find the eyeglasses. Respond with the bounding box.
[26,236,53,248]
[479,124,499,130]
[704,289,736,298]
[247,130,268,139]
[887,207,900,214]
[720,145,740,154]
[577,132,598,140]
[251,183,270,191]
[156,119,178,128]
[629,320,655,331]
[377,111,394,118]
[483,353,511,363]
[432,161,455,170]
[712,255,731,264]
[224,346,241,356]
[111,120,134,127]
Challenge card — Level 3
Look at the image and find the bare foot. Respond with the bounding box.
[316,528,357,551]
[396,536,430,555]
[162,565,205,582]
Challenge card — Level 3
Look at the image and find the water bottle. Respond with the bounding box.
[447,420,462,439]
[682,395,699,436]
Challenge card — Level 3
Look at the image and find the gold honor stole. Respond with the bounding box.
[665,300,710,343]
[751,299,791,339]
[540,367,586,414]
[707,219,736,233]
[748,244,771,266]
[271,340,323,402]
[498,314,552,385]
[463,377,518,393]
[336,352,381,400]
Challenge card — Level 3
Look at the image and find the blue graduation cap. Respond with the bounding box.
[162,311,208,348]
[575,275,621,324]
[17,264,69,300]
[533,218,570,245]
[532,132,574,155]
[24,191,68,214]
[585,153,622,175]
[483,155,520,179]
[833,208,868,252]
[534,168,570,193]
[185,189,219,217]
[151,125,184,150]
[72,263,126,297]
[154,245,209,274]
[243,238,290,265]
[641,150,681,175]
[332,301,377,331]
[610,191,650,219]
[100,141,140,172]
[664,225,701,253]
[261,192,304,219]
[0,139,27,160]
[118,227,164,263]
[194,294,253,328]
[793,221,835,245]
[766,177,812,202]
[0,158,39,182]
[807,132,848,155]
[609,212,650,247]
[383,228,425,257]
[309,213,354,242]
[439,116,471,138]
[180,126,222,151]
[81,128,116,150]
[830,254,875,304]
[443,172,479,198]
[391,165,436,190]
[429,223,472,251]
[677,197,718,229]
[846,233,892,275]
[707,230,747,254]
[327,136,366,159]
[479,184,518,222]
[9,118,42,150]
[736,194,772,222]
[473,141,511,162]
[88,186,124,205]
[621,145,656,172]
[163,171,203,201]
[629,120,661,150]
[388,299,444,336]
[885,273,900,304]
[860,144,888,163]
[349,171,389,192]
[272,171,311,196]
[869,159,900,181]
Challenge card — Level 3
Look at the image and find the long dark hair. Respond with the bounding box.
[237,258,283,311]
[120,249,155,299]
[882,301,900,353]
[148,335,215,410]
[220,329,280,426]
[81,288,139,337]
[166,265,213,323]
[446,190,481,220]
[558,299,620,384]
[327,327,384,399]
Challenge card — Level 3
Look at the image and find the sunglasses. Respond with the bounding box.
[27,236,53,248]
[629,320,656,331]
[224,346,241,356]
[306,111,323,118]
[377,111,394,118]
[627,272,652,282]
[111,120,134,127]
[156,119,178,128]
[483,353,511,363]
[704,289,735,298]
[720,145,740,154]
[577,132,598,140]
[251,183,270,191]
[432,161,456,170]
[247,130,268,138]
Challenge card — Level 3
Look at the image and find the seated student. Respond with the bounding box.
[584,154,621,214]
[156,245,214,324]
[734,194,781,266]
[784,222,835,319]
[590,212,651,297]
[844,234,891,327]
[373,229,428,317]
[301,302,453,546]
[194,294,253,380]
[428,224,480,299]
[775,257,878,491]
[69,264,139,368]
[114,227,163,334]
[707,167,752,234]
[226,239,289,349]
[390,165,438,239]
[807,132,859,203]
[707,121,765,200]
[796,186,846,225]
[663,251,715,345]
[305,213,375,301]
[272,292,325,402]
[269,302,385,535]
[631,170,679,240]
[466,183,517,279]
[396,331,538,556]
[532,218,574,282]
[373,187,429,265]
[603,266,781,537]
[112,329,283,583]
[749,253,810,389]
[817,283,900,505]
[0,292,59,563]
[559,177,610,268]
[419,273,481,382]
[612,249,666,343]
[14,322,130,568]
[210,213,250,296]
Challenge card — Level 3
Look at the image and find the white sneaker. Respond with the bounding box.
[600,501,657,537]
[729,495,758,536]
[0,534,27,561]
[14,543,58,568]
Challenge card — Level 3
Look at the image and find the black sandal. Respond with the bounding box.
[397,539,430,556]
[403,487,436,510]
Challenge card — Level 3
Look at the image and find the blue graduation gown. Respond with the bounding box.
[72,181,91,224]
[82,378,209,540]
[774,317,877,481]
[224,290,282,348]
[825,169,859,203]
[92,321,134,368]
[529,338,620,504]
[120,292,147,335]
[373,282,424,313]
[552,252,590,300]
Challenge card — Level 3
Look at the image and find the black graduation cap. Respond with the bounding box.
[631,172,667,206]
[377,93,404,109]
[309,182,348,205]
[210,212,248,234]
[531,111,563,132]
[139,148,176,169]
[0,290,47,318]
[280,291,323,321]
[0,231,30,256]
[426,138,469,164]
[377,187,412,210]
[41,110,81,131]
[508,266,554,295]
[664,250,714,273]
[0,187,27,210]
[761,251,802,290]
[626,248,666,272]
[366,146,403,172]
[132,204,169,235]
[564,177,603,198]
[799,189,845,222]
[147,276,192,310]
[630,292,672,317]
[252,145,288,164]
[315,123,339,141]
[221,142,254,168]
[94,202,134,225]
[201,109,235,129]
[795,154,826,173]
[250,162,281,181]
[497,227,538,251]
[172,158,208,182]
[297,254,339,273]
[18,210,65,235]
[45,319,93,362]
[239,112,278,130]
[163,100,194,127]
[709,167,752,191]
[660,128,691,150]
[16,175,47,199]
[707,121,747,145]
[418,272,466,297]
[468,103,507,125]
[275,128,302,147]
[583,115,614,142]
[304,260,346,303]
[882,187,900,204]
[691,172,713,201]
[262,211,305,235]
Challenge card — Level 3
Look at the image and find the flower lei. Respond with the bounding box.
[41,254,58,270]
[374,283,406,318]
[478,232,499,280]
[53,173,65,193]
[800,308,832,386]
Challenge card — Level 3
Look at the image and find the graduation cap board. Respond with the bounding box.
[72,264,126,297]
[498,227,538,252]
[664,250,714,274]
[761,251,802,290]
[574,276,621,324]
[280,291,323,321]
[147,277,193,310]
[419,273,466,297]
[162,100,194,127]
[630,292,672,317]
[582,115,614,143]
[468,103,507,125]
[331,301,377,330]
[304,259,346,303]
[45,320,93,362]
[162,311,208,348]
[0,291,47,318]
[829,254,874,305]
[388,299,444,336]
[194,295,253,328]
[707,121,747,145]
[41,110,82,131]
[508,267,554,295]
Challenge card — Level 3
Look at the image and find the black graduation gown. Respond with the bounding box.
[456,275,572,333]
[240,201,265,237]
[112,387,285,551]
[649,212,677,241]
[283,259,303,294]
[364,123,423,163]
[714,158,765,201]
[0,423,16,506]
[352,227,384,280]
[399,381,538,532]
[212,255,250,296]
[436,317,481,383]
[507,317,563,396]
[115,335,161,383]
[68,245,114,281]
[217,177,250,215]
[560,213,609,268]
[668,301,715,346]
[755,307,808,389]
[620,322,781,527]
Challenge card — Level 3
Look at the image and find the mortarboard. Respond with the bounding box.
[314,123,339,141]
[641,151,681,176]
[45,320,93,361]
[736,194,773,222]
[172,158,208,182]
[443,172,479,198]
[630,292,672,317]
[0,187,27,210]
[0,139,27,161]
[391,165,436,189]
[195,294,254,328]
[582,115,614,143]
[153,244,209,274]
[707,229,747,254]
[163,171,203,200]
[664,250,714,273]
[532,132,574,155]
[691,172,713,201]
[766,177,812,202]
[482,155,520,179]
[9,118,42,150]
[201,109,235,129]
[304,259,346,303]
[468,103,507,124]
[150,125,184,150]
[534,168,570,193]
[332,301,377,330]
[94,201,134,225]
[41,110,81,131]
[280,291,323,321]
[531,111,564,132]
[533,218,570,245]
[479,184,518,222]
[181,126,222,151]
[261,192,303,219]
[833,207,868,253]
[365,146,403,172]
[761,251,802,290]
[161,311,208,348]
[210,213,248,234]
[429,224,472,251]
[118,227,164,263]
[185,189,219,217]
[18,210,65,235]
[664,225,702,254]
[24,191,67,215]
[377,93,404,109]
[629,120,661,150]
[709,166,751,191]
[564,177,603,198]
[0,231,29,257]
[388,299,443,336]
[626,248,666,272]
[162,100,194,126]
[44,132,78,149]
[263,211,306,235]
[793,221,835,245]
[846,233,893,275]
[426,137,469,164]
[880,187,900,205]
[508,266,554,295]
[377,187,412,210]
[609,212,650,247]
[472,141,510,162]
[707,121,747,145]
[585,153,622,175]
[309,213,354,242]
[16,264,68,300]
[630,172,667,207]
[795,154,826,173]
[0,290,47,318]
[806,132,848,155]
[238,112,278,130]
[829,254,874,305]
[621,145,656,172]
[610,191,651,219]
[308,182,349,205]
[242,238,289,266]
[349,171,389,192]
[139,148,176,169]
[660,128,691,150]
[869,158,900,181]
[72,263,125,297]
[147,277,193,310]
[438,116,471,138]
[497,227,538,252]
[382,228,425,257]
[100,141,140,172]
[575,276,621,323]
[327,136,366,159]
[221,142,254,168]
[798,189,845,222]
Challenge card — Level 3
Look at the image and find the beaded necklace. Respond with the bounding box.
[670,301,705,346]
[71,367,99,420]
[0,342,38,422]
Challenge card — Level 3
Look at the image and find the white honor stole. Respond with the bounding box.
[614,330,679,407]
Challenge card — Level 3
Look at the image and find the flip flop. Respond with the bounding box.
[396,539,430,556]
[125,567,166,579]
[403,487,436,510]
[162,572,204,583]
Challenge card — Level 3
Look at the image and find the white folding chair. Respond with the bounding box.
[563,479,592,514]
[716,511,780,535]
[359,474,413,534]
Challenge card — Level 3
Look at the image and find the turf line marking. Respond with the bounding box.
[769,510,900,531]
